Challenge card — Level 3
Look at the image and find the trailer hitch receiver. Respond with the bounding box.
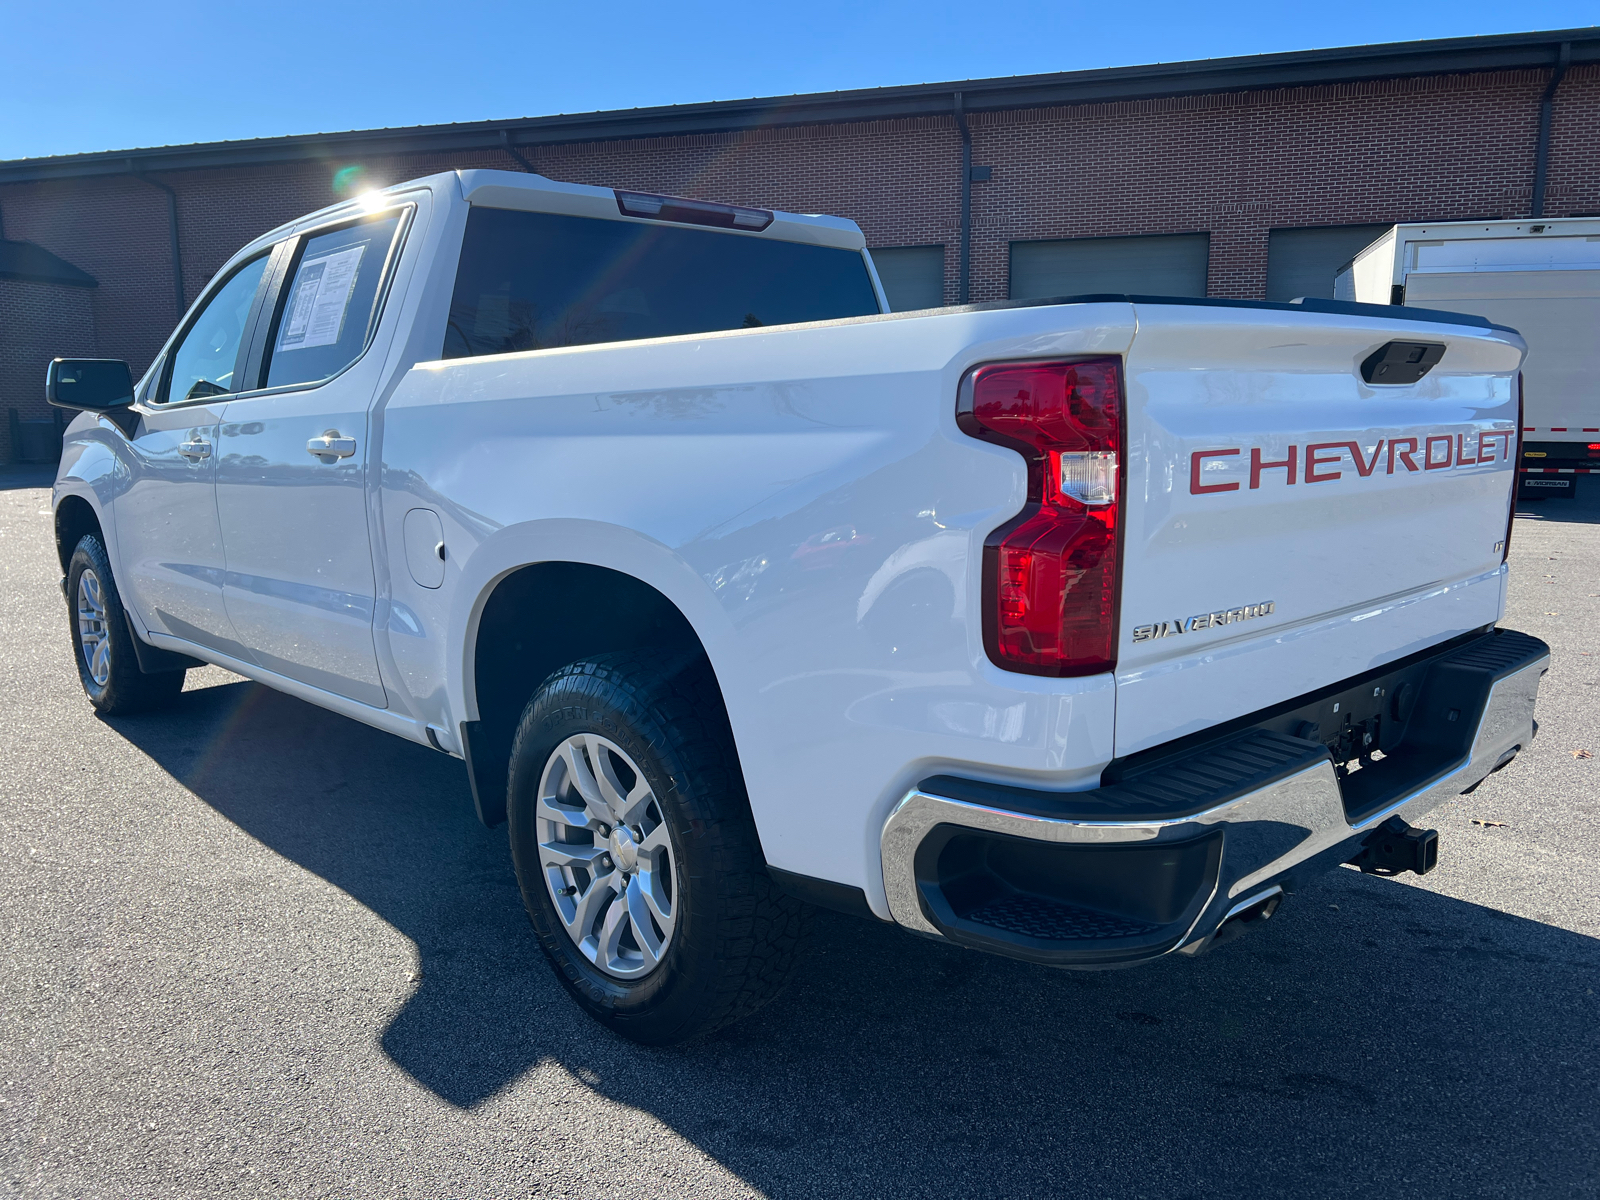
[1345,816,1439,877]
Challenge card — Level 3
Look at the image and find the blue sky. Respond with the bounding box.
[1,0,1593,160]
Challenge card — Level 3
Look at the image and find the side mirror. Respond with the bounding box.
[46,358,134,412]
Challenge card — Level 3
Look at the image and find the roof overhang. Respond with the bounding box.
[0,239,98,286]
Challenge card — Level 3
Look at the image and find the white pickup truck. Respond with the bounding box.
[48,170,1549,1045]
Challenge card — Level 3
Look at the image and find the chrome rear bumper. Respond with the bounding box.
[880,629,1548,966]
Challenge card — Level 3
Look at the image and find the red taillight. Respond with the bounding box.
[958,358,1124,676]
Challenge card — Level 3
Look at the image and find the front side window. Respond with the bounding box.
[264,213,404,389]
[443,207,880,359]
[162,255,269,402]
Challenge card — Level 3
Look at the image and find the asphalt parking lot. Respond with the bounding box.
[1,466,1596,1200]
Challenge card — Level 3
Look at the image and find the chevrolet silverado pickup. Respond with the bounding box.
[47,170,1549,1044]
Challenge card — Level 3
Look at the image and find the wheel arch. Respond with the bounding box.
[452,522,743,829]
[54,492,104,576]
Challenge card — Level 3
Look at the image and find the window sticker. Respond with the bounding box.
[278,244,366,351]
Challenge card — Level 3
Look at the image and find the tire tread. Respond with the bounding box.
[67,534,186,716]
[508,652,804,1043]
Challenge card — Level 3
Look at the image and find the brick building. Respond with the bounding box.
[1,27,1594,461]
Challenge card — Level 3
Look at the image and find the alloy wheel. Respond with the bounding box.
[76,568,111,687]
[536,734,679,979]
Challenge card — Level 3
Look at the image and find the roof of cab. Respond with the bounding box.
[455,170,865,251]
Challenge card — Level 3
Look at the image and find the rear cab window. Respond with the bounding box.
[443,207,881,359]
[263,212,406,389]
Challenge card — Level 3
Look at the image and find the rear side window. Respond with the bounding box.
[264,213,404,389]
[443,207,880,359]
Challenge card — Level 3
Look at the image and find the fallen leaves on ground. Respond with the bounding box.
[1572,749,1594,760]
[1471,818,1509,828]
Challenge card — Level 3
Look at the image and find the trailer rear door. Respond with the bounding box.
[1404,269,1600,436]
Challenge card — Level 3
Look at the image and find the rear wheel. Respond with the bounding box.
[66,535,186,715]
[507,654,804,1045]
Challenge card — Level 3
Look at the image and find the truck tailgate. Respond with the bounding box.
[1114,303,1524,757]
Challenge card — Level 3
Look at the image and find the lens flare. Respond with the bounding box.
[331,164,365,195]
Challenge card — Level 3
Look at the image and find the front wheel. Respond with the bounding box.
[507,654,804,1045]
[66,534,186,715]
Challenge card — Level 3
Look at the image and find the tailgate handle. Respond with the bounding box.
[1362,341,1445,386]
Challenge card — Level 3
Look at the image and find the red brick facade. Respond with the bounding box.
[1,61,1595,461]
[0,279,97,461]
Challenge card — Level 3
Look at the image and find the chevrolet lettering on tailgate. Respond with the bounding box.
[1189,429,1515,494]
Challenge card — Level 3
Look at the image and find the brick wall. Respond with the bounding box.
[964,66,1600,301]
[0,278,97,461]
[0,63,1593,389]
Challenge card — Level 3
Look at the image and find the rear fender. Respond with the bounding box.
[450,518,739,729]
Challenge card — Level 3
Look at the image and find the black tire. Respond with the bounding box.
[66,534,186,715]
[507,653,804,1045]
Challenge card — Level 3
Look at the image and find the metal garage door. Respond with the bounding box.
[1009,233,1210,300]
[870,245,946,310]
[1265,224,1390,301]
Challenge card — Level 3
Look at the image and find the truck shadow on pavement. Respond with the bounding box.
[114,678,1600,1199]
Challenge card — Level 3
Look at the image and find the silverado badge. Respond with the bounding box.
[1132,601,1275,643]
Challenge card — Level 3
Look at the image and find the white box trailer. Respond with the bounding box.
[1336,218,1600,497]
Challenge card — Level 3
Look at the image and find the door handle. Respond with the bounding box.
[306,432,357,459]
[178,438,211,461]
